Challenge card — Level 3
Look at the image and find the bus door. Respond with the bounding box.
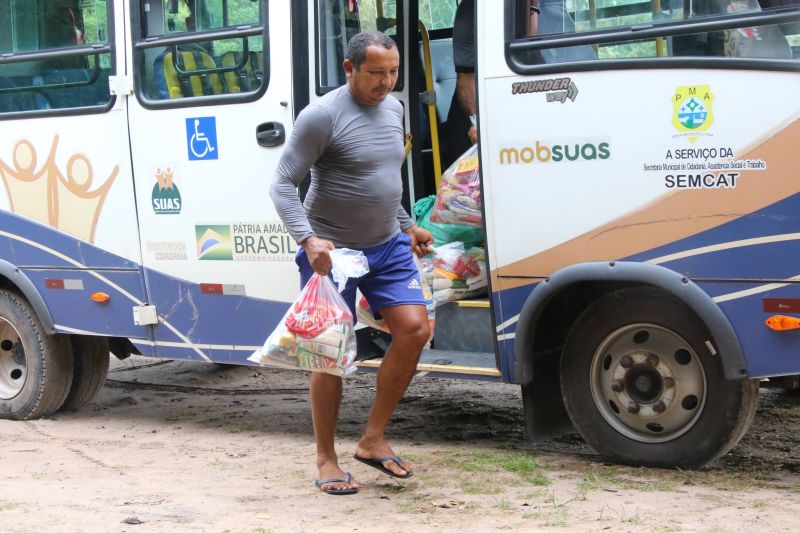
[127,0,297,362]
[0,1,149,342]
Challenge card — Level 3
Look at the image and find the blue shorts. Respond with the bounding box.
[296,232,425,319]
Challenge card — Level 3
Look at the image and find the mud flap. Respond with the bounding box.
[522,353,574,442]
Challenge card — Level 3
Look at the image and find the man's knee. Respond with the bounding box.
[396,316,430,350]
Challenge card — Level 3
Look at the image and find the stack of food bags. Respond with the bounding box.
[249,273,357,376]
[356,257,436,339]
[431,242,487,305]
[430,145,481,227]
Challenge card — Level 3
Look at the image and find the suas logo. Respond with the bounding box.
[152,166,181,215]
[498,141,610,165]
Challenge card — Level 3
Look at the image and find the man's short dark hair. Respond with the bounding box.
[346,31,397,69]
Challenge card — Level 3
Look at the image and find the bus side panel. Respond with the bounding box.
[479,69,800,379]
[140,267,288,363]
[698,281,800,378]
[22,268,149,339]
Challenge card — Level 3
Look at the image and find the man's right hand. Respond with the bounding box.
[301,236,335,275]
[468,125,478,145]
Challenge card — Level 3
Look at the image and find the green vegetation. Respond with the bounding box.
[438,449,551,487]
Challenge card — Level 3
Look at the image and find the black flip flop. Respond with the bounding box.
[353,455,414,479]
[315,471,359,495]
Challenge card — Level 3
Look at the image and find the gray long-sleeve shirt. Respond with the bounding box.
[270,85,414,249]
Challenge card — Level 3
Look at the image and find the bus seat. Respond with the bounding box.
[421,38,457,124]
[0,76,48,112]
[221,51,264,93]
[35,68,112,109]
[723,25,793,59]
[672,0,792,59]
[154,46,225,99]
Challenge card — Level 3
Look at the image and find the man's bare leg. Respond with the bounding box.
[355,304,430,476]
[311,372,358,491]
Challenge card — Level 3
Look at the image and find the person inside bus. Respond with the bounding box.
[270,31,434,495]
[441,0,477,170]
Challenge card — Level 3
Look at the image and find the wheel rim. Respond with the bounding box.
[0,318,26,400]
[589,323,707,443]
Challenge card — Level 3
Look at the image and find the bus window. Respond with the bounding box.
[317,0,404,93]
[0,0,113,115]
[508,0,800,65]
[135,0,266,103]
[419,0,459,31]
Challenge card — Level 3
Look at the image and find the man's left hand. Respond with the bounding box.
[405,225,434,257]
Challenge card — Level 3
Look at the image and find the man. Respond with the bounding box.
[270,31,434,495]
[442,0,477,169]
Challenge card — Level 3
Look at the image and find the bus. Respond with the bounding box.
[0,0,797,469]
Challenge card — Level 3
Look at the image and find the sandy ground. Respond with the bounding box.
[1,356,799,533]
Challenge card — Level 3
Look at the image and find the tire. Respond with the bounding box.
[0,289,74,420]
[59,335,110,412]
[560,287,758,469]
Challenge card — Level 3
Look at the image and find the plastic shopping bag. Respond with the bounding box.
[330,248,370,292]
[356,256,436,339]
[431,242,488,305]
[430,145,482,227]
[249,273,357,376]
[413,195,484,248]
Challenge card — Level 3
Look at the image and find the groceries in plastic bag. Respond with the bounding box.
[430,145,482,227]
[249,250,369,376]
[432,242,487,305]
[356,256,436,338]
[413,195,484,248]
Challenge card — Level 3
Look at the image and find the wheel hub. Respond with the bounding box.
[610,353,676,418]
[591,324,707,443]
[0,318,26,400]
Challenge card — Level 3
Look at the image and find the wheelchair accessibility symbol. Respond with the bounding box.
[186,117,218,160]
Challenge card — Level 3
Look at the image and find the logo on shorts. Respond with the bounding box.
[407,278,421,290]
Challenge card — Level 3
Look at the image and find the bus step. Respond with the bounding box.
[356,349,500,378]
[434,300,495,353]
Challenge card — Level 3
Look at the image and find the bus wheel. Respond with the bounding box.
[0,290,74,420]
[59,336,110,412]
[560,288,758,469]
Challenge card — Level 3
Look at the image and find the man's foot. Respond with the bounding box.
[354,439,413,479]
[315,471,359,495]
[317,460,360,494]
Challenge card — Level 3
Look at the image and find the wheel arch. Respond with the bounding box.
[513,261,748,384]
[0,260,55,334]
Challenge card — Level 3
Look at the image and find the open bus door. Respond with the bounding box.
[307,0,502,379]
[126,0,298,362]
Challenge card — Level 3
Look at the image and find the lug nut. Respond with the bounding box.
[653,400,667,413]
[646,354,660,367]
[620,355,634,369]
[611,380,624,392]
[627,402,640,414]
[663,377,676,389]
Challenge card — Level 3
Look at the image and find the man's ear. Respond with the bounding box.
[343,59,354,77]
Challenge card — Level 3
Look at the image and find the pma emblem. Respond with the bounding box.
[672,85,714,142]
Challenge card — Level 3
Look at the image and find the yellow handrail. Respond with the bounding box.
[418,20,443,189]
[653,0,666,56]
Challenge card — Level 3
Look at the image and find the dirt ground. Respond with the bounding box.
[1,356,799,533]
